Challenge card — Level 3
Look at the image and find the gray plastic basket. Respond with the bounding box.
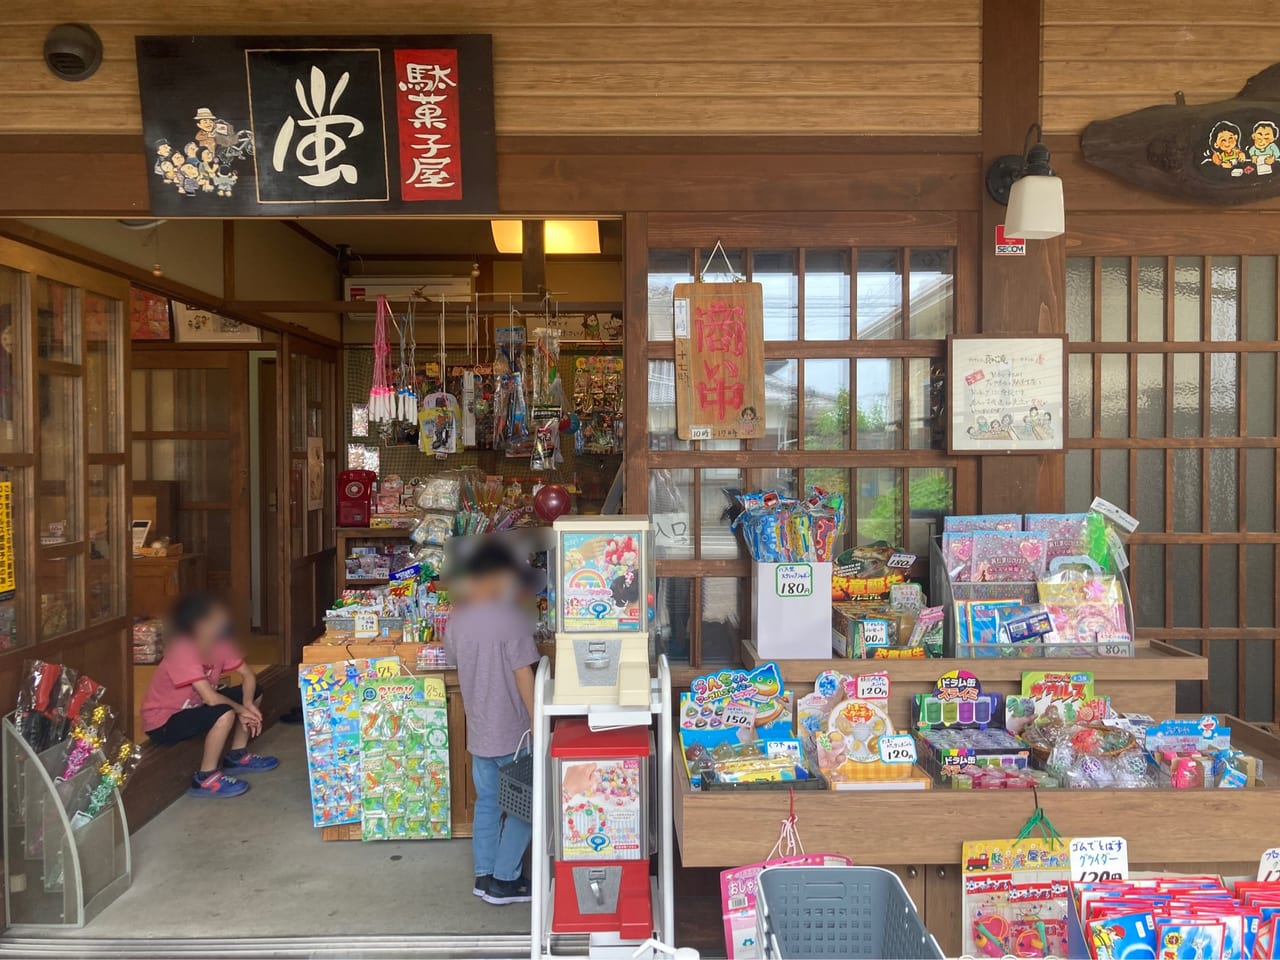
[497,746,533,823]
[756,865,943,959]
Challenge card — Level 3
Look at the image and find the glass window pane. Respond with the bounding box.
[37,276,79,362]
[907,358,945,450]
[856,358,902,449]
[650,469,692,560]
[1208,545,1238,628]
[1135,449,1165,531]
[1207,639,1238,715]
[908,249,953,339]
[38,374,80,543]
[0,267,25,454]
[1246,256,1277,341]
[85,293,122,455]
[759,359,797,451]
[1132,543,1164,630]
[1170,545,1200,626]
[1099,449,1127,514]
[801,467,851,556]
[647,359,689,451]
[1171,354,1200,437]
[87,464,122,624]
[907,467,953,557]
[1099,354,1128,438]
[699,469,742,559]
[1208,449,1237,532]
[1246,354,1275,437]
[802,359,847,450]
[39,554,81,640]
[1068,354,1093,439]
[1100,257,1129,341]
[803,249,850,340]
[132,439,148,480]
[1245,545,1275,627]
[856,250,902,339]
[1209,256,1240,341]
[700,577,741,663]
[647,249,693,341]
[1172,449,1201,532]
[1137,257,1165,341]
[1065,449,1092,512]
[1246,448,1275,533]
[181,510,231,595]
[1136,354,1164,437]
[1066,257,1093,342]
[1173,257,1203,341]
[1243,634,1275,722]
[759,467,799,501]
[753,250,798,341]
[1208,353,1238,438]
[855,467,902,546]
[0,468,24,651]
[653,576,692,663]
[150,438,231,502]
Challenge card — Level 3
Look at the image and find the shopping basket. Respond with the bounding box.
[755,865,943,959]
[497,731,533,822]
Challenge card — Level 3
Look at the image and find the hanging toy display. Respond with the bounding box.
[530,325,565,472]
[368,295,395,422]
[394,298,419,422]
[418,297,461,458]
[457,304,479,448]
[574,356,625,456]
[493,318,530,458]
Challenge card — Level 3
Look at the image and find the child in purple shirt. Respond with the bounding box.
[444,539,543,905]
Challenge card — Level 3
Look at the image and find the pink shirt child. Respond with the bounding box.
[141,637,244,732]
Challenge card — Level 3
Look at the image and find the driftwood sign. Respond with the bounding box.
[1081,64,1280,204]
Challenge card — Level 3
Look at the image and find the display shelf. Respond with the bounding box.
[334,527,415,593]
[741,639,1206,726]
[335,526,416,538]
[530,656,674,960]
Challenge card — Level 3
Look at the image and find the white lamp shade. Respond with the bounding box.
[490,220,601,255]
[1004,175,1064,240]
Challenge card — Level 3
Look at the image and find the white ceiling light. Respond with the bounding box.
[491,220,601,255]
[985,124,1065,240]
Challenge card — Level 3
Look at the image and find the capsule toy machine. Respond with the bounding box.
[550,718,653,940]
[552,517,654,706]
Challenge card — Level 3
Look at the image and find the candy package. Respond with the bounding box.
[57,705,116,782]
[731,487,846,563]
[970,530,1048,582]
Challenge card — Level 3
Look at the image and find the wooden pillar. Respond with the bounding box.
[521,219,545,297]
[979,0,1066,513]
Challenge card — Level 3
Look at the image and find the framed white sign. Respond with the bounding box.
[947,335,1066,453]
[172,303,261,342]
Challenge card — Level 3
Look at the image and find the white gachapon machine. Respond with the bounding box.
[551,517,654,707]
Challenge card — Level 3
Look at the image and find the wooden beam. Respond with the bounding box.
[226,299,623,315]
[521,219,546,296]
[978,0,1066,514]
[222,220,235,300]
[279,220,340,258]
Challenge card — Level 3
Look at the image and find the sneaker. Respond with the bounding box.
[188,771,249,798]
[483,875,531,905]
[223,752,279,773]
[473,874,493,897]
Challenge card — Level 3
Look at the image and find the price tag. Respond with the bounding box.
[722,702,756,729]
[1096,632,1132,657]
[854,673,890,700]
[353,612,378,638]
[886,553,918,569]
[1258,847,1280,882]
[861,620,890,648]
[689,425,712,441]
[373,659,400,679]
[674,298,690,338]
[877,734,916,764]
[775,563,814,598]
[1069,837,1129,883]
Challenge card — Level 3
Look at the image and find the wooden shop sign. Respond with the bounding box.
[1082,63,1280,205]
[672,282,765,441]
[135,35,495,216]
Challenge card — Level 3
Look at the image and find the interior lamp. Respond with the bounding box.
[490,220,601,255]
[985,124,1065,240]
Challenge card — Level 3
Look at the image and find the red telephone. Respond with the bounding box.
[337,469,377,527]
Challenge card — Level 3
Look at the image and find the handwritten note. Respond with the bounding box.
[949,336,1065,452]
[673,282,765,441]
[1069,836,1129,882]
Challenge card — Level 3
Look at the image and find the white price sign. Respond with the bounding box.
[722,702,757,729]
[353,612,379,638]
[854,673,890,700]
[1069,837,1130,883]
[775,563,814,597]
[877,734,916,765]
[1096,632,1132,657]
[689,425,712,441]
[1259,847,1280,882]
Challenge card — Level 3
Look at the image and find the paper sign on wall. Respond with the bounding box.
[1069,836,1129,882]
[672,282,765,441]
[948,335,1066,453]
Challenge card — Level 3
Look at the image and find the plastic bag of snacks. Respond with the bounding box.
[16,660,78,751]
[57,705,117,782]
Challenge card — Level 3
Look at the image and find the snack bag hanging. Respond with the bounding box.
[419,392,460,457]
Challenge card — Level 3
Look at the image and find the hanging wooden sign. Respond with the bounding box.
[135,35,495,216]
[1082,63,1280,204]
[672,282,765,441]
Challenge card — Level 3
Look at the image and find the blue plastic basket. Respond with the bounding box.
[756,865,943,959]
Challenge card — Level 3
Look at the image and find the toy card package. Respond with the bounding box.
[831,604,916,658]
[962,837,1071,959]
[800,669,920,785]
[720,854,854,960]
[830,543,906,602]
[945,514,1023,533]
[679,662,794,788]
[359,674,451,841]
[971,530,1049,583]
[1037,573,1129,646]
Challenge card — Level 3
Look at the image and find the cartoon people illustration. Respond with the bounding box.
[1250,120,1280,174]
[1209,120,1249,174]
[193,107,219,153]
[739,405,758,435]
[153,139,172,174]
[178,162,202,197]
[213,166,238,197]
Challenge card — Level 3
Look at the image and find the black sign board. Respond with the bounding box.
[135,35,495,216]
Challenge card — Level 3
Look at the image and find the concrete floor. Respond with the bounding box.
[15,723,529,939]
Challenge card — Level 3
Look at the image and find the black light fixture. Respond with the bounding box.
[43,24,103,82]
[985,123,1065,240]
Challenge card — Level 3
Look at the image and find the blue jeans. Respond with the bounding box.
[471,752,532,882]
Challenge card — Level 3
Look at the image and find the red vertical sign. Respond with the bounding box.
[393,49,463,201]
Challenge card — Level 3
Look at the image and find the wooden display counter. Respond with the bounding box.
[674,648,1276,957]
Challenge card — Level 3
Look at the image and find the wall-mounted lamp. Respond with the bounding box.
[985,124,1064,240]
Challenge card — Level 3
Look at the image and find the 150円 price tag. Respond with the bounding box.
[1069,836,1129,882]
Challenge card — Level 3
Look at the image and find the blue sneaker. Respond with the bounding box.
[223,752,279,773]
[188,771,249,798]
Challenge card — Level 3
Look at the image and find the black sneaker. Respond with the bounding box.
[473,874,492,897]
[482,875,531,905]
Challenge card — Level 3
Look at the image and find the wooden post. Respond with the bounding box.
[979,0,1066,513]
[522,219,545,297]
